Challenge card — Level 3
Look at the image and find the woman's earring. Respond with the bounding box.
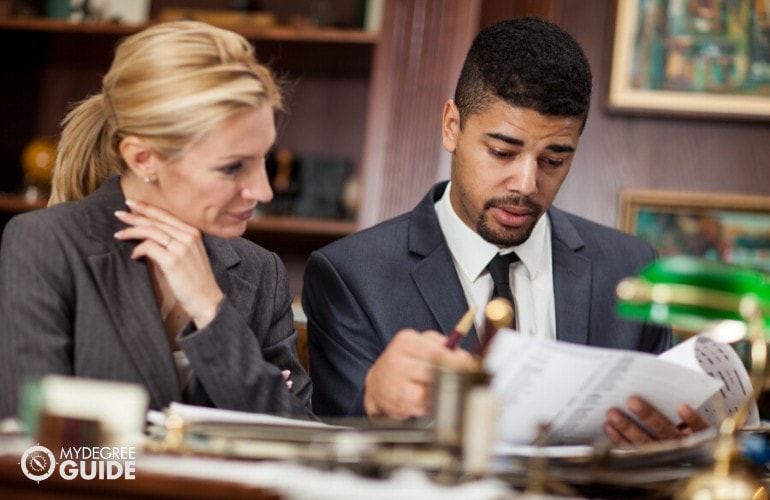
[143,176,151,183]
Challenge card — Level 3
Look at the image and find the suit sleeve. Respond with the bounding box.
[636,247,673,354]
[177,252,313,417]
[302,250,383,417]
[0,215,75,418]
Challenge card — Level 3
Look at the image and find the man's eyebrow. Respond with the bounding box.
[486,132,523,147]
[547,144,575,154]
[486,132,575,154]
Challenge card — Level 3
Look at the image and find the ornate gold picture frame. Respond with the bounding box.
[619,189,770,271]
[606,0,770,121]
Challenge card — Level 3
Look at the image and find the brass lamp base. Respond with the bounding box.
[675,470,767,500]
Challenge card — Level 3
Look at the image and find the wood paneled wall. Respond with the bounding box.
[358,0,480,227]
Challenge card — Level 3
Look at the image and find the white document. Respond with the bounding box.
[659,336,759,428]
[484,331,753,445]
[147,402,345,429]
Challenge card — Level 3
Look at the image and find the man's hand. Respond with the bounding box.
[604,395,710,446]
[364,329,476,420]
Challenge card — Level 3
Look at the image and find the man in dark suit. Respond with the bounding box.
[303,16,707,444]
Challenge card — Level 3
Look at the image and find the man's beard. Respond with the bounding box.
[476,195,543,247]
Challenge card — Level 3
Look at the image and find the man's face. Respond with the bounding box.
[442,99,582,247]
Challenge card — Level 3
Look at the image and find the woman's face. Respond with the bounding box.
[154,103,276,239]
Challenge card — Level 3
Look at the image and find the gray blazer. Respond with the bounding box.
[0,175,311,418]
[302,182,671,417]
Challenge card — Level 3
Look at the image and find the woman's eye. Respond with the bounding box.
[219,161,243,175]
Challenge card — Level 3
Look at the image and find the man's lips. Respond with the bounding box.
[490,206,534,226]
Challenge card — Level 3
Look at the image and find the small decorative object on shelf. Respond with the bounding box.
[260,149,354,221]
[159,8,277,29]
[45,0,151,24]
[21,136,56,203]
[293,154,353,221]
[264,147,300,216]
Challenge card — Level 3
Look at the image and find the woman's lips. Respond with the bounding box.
[230,208,256,221]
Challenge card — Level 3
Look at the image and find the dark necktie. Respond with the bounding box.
[487,252,519,328]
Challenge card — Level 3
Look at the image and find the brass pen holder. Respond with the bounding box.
[432,363,501,480]
[433,365,490,449]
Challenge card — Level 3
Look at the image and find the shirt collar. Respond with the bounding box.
[435,182,550,282]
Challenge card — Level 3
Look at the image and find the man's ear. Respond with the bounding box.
[441,100,461,154]
[119,136,158,181]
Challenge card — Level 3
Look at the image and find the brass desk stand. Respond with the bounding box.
[617,256,770,500]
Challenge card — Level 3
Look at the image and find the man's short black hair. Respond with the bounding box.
[454,16,592,129]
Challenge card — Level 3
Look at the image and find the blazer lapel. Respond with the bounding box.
[409,183,479,352]
[83,177,181,407]
[89,251,181,407]
[204,237,257,323]
[549,208,591,345]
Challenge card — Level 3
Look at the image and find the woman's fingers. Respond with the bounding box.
[113,200,223,328]
[114,210,182,254]
[124,199,192,231]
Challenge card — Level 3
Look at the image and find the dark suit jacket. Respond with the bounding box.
[302,182,671,417]
[0,175,311,418]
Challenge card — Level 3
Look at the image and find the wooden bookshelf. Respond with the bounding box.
[0,194,353,240]
[0,194,46,213]
[0,16,378,44]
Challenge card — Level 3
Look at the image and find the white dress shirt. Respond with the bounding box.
[435,182,556,340]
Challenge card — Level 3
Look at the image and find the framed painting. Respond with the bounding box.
[619,189,770,272]
[606,0,770,120]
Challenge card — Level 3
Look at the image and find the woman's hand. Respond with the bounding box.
[114,199,224,329]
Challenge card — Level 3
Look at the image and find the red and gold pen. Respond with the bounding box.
[444,307,476,350]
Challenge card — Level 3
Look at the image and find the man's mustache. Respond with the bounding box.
[483,195,541,213]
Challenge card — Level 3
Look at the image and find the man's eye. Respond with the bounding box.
[489,148,514,159]
[220,161,243,175]
[540,158,565,168]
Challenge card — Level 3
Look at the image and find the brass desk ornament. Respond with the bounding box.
[21,137,56,202]
[616,256,770,500]
[432,299,514,480]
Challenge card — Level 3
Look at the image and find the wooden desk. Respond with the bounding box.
[0,455,281,499]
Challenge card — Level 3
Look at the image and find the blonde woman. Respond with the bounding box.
[0,21,311,417]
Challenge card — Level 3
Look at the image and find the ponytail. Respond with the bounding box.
[48,93,121,205]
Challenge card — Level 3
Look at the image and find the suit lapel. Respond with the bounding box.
[83,176,180,407]
[411,247,480,352]
[89,251,181,407]
[205,237,256,323]
[549,208,591,345]
[408,183,479,352]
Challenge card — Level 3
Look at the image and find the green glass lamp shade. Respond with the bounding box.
[616,255,770,334]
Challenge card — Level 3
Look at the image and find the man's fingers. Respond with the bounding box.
[605,407,656,445]
[677,404,710,435]
[627,396,682,441]
[603,421,633,447]
[364,328,477,420]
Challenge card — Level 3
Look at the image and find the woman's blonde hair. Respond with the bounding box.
[48,20,282,205]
